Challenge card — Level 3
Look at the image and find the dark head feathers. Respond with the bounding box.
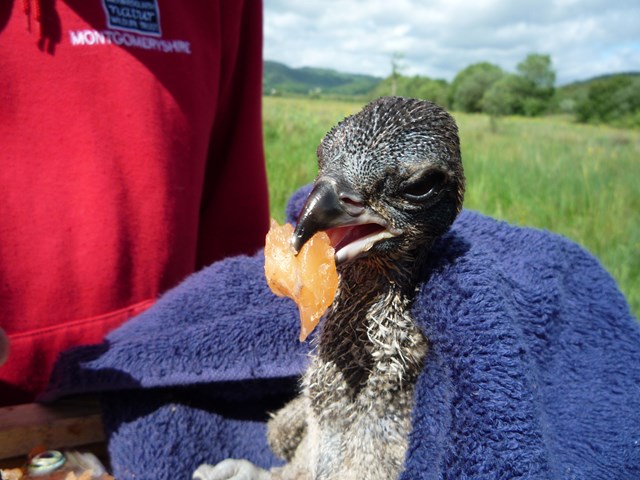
[317,96,465,216]
[292,97,465,267]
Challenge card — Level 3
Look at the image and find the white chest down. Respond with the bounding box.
[298,296,428,480]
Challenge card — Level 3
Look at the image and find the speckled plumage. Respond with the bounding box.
[45,175,640,479]
[194,97,465,480]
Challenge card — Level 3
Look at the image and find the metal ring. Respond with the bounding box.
[28,450,66,476]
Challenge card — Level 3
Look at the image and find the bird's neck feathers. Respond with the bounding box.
[316,254,428,396]
[339,240,433,288]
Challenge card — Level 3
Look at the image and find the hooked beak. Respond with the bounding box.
[292,178,400,264]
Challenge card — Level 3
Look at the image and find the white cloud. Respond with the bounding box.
[264,0,640,84]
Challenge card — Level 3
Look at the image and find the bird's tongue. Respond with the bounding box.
[326,224,385,252]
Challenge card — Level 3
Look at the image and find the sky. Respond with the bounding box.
[263,0,640,85]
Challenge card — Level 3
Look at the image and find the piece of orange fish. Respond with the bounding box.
[264,219,338,341]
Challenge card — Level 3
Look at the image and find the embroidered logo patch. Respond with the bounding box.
[101,0,162,37]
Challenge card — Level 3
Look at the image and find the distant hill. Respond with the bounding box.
[561,71,640,88]
[263,61,639,123]
[554,72,640,127]
[557,72,640,100]
[263,60,382,96]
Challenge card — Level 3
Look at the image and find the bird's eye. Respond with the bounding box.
[401,170,446,201]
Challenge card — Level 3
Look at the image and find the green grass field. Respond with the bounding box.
[263,96,640,319]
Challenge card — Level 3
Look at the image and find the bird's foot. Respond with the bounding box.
[193,459,271,480]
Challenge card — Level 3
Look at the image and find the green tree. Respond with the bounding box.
[576,75,640,127]
[482,74,526,117]
[390,52,405,96]
[481,53,557,119]
[515,54,556,116]
[369,75,450,108]
[406,76,449,107]
[517,54,555,90]
[449,62,504,112]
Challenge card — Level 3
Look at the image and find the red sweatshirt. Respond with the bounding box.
[0,0,269,406]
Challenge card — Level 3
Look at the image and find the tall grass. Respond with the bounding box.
[263,98,362,217]
[263,96,640,318]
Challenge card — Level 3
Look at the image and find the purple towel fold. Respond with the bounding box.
[44,185,640,479]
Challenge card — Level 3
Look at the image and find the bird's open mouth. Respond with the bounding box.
[326,223,399,264]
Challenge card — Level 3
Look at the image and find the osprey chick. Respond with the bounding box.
[194,96,465,480]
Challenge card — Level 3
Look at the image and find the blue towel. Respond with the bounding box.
[43,185,640,479]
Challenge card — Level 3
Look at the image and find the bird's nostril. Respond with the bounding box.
[341,196,363,207]
[340,194,365,216]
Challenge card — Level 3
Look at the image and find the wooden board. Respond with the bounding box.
[0,396,104,460]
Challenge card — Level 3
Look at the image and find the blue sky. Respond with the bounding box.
[264,0,640,85]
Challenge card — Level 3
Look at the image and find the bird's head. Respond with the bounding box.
[292,97,464,271]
